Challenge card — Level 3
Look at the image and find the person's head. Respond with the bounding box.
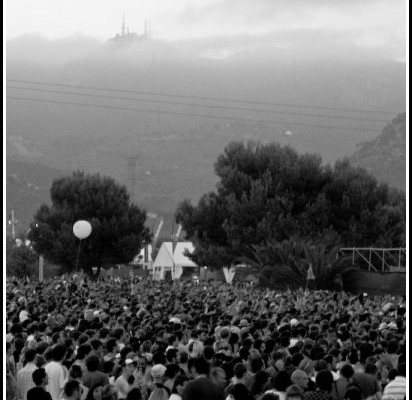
[101,384,117,400]
[70,364,83,380]
[63,380,81,400]
[210,366,227,389]
[53,344,67,362]
[365,363,378,376]
[86,383,103,400]
[23,348,37,364]
[344,386,363,400]
[286,384,304,400]
[316,370,334,392]
[32,367,48,386]
[291,369,309,390]
[273,370,292,392]
[151,363,167,382]
[340,364,354,380]
[251,370,270,396]
[148,388,169,400]
[227,383,252,400]
[172,374,189,396]
[192,357,210,377]
[105,338,118,354]
[203,345,215,362]
[179,352,188,364]
[234,362,248,380]
[77,344,93,360]
[126,388,142,400]
[86,354,101,372]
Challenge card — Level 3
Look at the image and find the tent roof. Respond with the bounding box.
[132,244,153,263]
[173,242,197,267]
[153,242,174,268]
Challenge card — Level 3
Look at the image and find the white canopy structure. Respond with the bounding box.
[132,244,153,269]
[152,242,197,280]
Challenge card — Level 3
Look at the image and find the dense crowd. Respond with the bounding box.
[5,273,407,400]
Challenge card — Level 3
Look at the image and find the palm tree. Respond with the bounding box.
[247,239,353,290]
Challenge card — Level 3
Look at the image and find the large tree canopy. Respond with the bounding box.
[27,171,150,273]
[176,141,405,268]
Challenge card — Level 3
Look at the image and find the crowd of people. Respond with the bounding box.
[5,272,407,400]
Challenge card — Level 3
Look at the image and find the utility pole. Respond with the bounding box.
[8,209,17,240]
[127,156,138,203]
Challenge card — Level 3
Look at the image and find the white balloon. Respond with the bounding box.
[73,220,92,240]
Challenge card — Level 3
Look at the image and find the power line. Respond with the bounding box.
[7,78,397,116]
[7,85,389,124]
[7,95,381,133]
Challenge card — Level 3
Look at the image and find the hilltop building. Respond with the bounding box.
[110,15,151,42]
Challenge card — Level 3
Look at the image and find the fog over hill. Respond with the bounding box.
[6,35,406,232]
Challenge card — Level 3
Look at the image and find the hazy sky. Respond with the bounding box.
[5,0,408,60]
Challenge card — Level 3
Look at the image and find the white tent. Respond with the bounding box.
[132,244,153,268]
[152,242,197,280]
[152,242,174,280]
[173,242,197,279]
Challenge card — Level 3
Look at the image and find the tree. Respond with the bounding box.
[176,141,405,269]
[247,239,353,290]
[27,171,151,274]
[6,239,38,278]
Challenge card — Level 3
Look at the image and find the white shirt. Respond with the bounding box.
[45,361,68,400]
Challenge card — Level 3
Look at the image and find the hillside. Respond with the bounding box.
[350,113,406,191]
[6,160,69,236]
[6,37,406,231]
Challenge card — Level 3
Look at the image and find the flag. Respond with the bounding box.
[307,264,316,280]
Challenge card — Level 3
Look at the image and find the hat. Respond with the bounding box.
[239,319,250,328]
[151,364,166,379]
[169,317,181,324]
[6,333,14,343]
[19,311,29,323]
[378,322,388,331]
[290,318,299,326]
[125,359,134,365]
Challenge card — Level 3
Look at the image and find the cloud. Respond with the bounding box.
[175,0,406,54]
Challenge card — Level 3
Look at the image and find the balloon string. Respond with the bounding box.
[75,240,82,271]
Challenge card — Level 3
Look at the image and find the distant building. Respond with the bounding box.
[109,15,151,43]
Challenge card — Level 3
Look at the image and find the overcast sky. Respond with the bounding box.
[4,0,408,60]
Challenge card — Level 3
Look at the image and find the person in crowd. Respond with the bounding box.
[27,368,52,400]
[82,355,109,389]
[115,359,139,399]
[126,388,142,400]
[45,344,69,400]
[382,363,406,400]
[332,364,354,400]
[5,276,406,400]
[303,370,334,400]
[17,348,38,400]
[62,380,82,400]
[286,385,304,400]
[148,388,169,400]
[170,374,189,400]
[69,364,89,400]
[182,357,225,400]
[85,383,103,400]
[226,383,254,400]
